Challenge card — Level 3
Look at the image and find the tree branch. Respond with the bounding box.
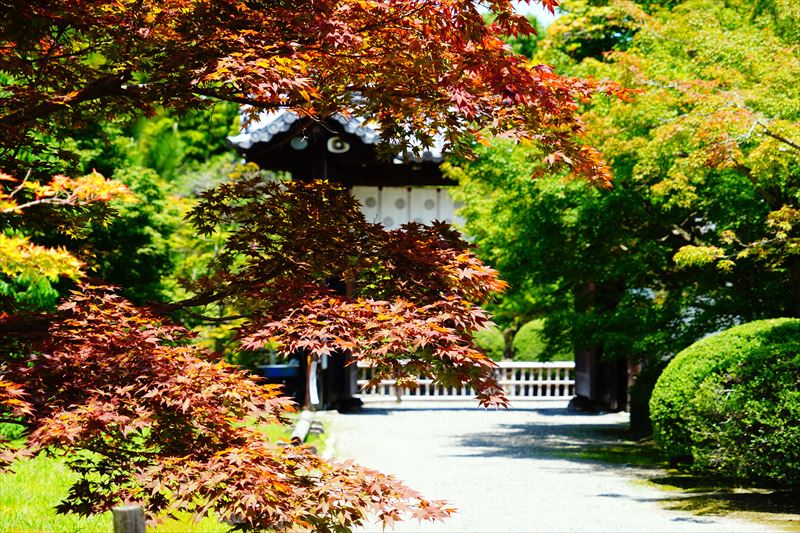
[182,310,248,323]
[731,161,782,209]
[0,195,77,215]
[757,121,800,153]
[156,290,231,313]
[190,88,302,110]
[0,76,136,128]
[7,169,31,199]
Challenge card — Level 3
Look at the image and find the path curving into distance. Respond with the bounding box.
[327,401,795,533]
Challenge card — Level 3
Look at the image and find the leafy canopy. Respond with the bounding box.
[1,1,624,529]
[450,0,800,370]
[1,0,625,184]
[187,175,510,406]
[2,287,453,530]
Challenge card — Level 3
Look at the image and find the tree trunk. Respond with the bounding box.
[787,255,800,318]
[571,281,628,411]
[502,326,516,360]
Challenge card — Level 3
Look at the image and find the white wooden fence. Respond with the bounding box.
[355,361,575,402]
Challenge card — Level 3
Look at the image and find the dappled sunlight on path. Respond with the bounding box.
[329,401,795,532]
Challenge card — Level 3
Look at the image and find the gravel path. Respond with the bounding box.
[328,401,787,533]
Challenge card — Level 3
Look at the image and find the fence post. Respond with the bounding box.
[113,505,145,533]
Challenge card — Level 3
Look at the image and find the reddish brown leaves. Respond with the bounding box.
[188,177,509,407]
[0,287,451,530]
[2,0,616,184]
[0,379,31,421]
[242,295,508,408]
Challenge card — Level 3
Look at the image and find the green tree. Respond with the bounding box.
[11,103,241,307]
[80,104,240,304]
[498,15,545,59]
[561,0,800,314]
[84,166,179,303]
[451,0,800,417]
[449,139,700,367]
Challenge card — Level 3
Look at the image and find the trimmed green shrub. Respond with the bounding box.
[650,318,800,486]
[474,326,505,361]
[512,319,572,361]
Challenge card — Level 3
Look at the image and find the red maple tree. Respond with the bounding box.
[1,0,623,184]
[1,0,619,528]
[187,177,510,406]
[2,288,454,530]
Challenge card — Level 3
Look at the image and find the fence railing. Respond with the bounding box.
[355,361,575,401]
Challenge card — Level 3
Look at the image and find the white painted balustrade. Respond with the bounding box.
[355,361,575,401]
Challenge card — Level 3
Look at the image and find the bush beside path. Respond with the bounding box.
[329,402,796,532]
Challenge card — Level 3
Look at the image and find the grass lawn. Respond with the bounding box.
[0,453,113,533]
[0,415,326,532]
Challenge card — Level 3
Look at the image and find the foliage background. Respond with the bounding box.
[451,0,800,427]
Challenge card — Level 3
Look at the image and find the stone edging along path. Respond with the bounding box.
[321,401,799,533]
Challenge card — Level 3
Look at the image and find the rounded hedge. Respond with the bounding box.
[650,318,800,486]
[474,326,505,361]
[512,319,571,362]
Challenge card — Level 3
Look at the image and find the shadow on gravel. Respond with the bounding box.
[656,488,800,514]
[456,421,641,461]
[647,488,800,531]
[457,418,800,529]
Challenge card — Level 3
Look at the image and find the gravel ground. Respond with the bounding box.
[327,401,788,533]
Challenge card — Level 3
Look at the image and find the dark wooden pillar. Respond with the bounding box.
[571,282,628,412]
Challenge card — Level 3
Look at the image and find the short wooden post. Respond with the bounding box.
[291,410,314,445]
[113,505,145,533]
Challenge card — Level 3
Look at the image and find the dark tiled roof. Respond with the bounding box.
[228,109,445,163]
